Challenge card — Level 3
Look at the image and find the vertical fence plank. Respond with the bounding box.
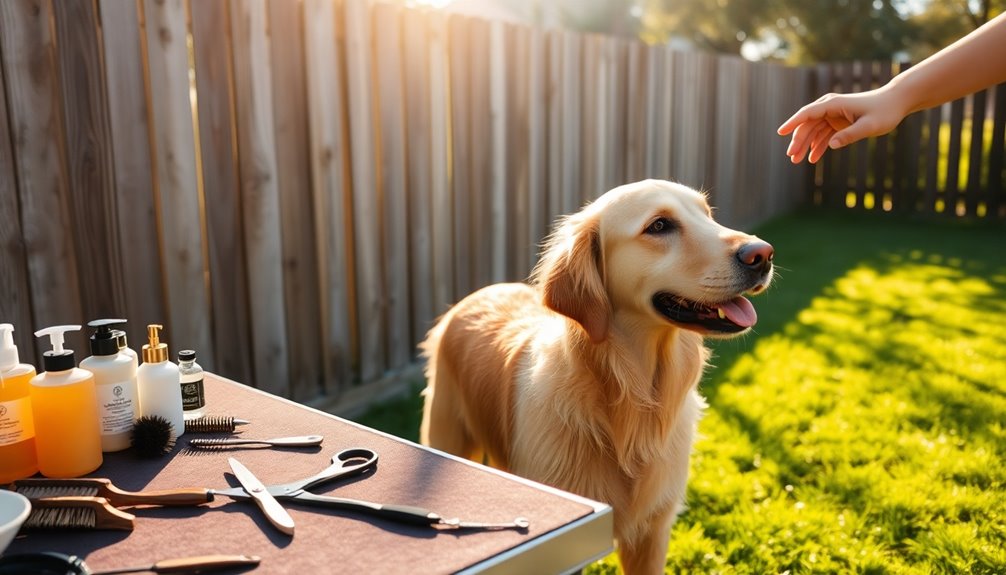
[560,31,582,209]
[624,41,645,183]
[505,24,531,279]
[545,30,562,222]
[344,0,385,381]
[229,0,289,395]
[372,2,411,369]
[713,56,747,228]
[269,0,322,400]
[303,0,353,394]
[526,26,547,267]
[141,0,212,364]
[923,104,943,212]
[402,9,435,344]
[0,0,85,357]
[580,35,600,202]
[945,98,965,215]
[649,45,670,180]
[0,40,34,361]
[52,0,126,323]
[99,0,166,353]
[427,11,453,311]
[489,20,508,283]
[189,0,251,381]
[989,84,1006,217]
[672,51,703,189]
[466,17,492,290]
[448,15,472,299]
[965,88,987,217]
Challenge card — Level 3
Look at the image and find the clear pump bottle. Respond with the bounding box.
[30,325,103,478]
[177,350,205,420]
[80,319,138,452]
[0,323,39,483]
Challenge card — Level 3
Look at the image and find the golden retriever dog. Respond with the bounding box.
[420,179,774,573]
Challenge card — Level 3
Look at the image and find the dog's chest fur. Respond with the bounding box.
[507,317,709,541]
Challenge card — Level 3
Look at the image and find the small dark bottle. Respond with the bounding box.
[177,350,205,420]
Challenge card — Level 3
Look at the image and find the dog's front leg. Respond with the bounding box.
[616,515,673,575]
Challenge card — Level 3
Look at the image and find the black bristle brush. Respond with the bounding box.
[131,415,177,457]
[184,416,249,434]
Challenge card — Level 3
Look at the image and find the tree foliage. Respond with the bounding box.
[638,0,1005,63]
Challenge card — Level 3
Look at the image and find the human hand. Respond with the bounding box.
[777,87,909,164]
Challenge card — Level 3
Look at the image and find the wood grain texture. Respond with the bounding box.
[268,0,322,401]
[189,0,252,382]
[141,0,212,363]
[52,0,126,322]
[372,2,411,369]
[466,17,491,291]
[302,0,353,395]
[98,0,166,354]
[344,0,385,382]
[0,0,85,358]
[525,26,547,270]
[401,9,436,345]
[426,10,454,313]
[228,0,290,395]
[0,37,35,362]
[448,15,472,299]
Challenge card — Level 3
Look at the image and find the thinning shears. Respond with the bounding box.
[212,447,529,531]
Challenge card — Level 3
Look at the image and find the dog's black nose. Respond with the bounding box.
[737,241,774,274]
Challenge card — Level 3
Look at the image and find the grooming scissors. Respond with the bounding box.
[213,447,528,531]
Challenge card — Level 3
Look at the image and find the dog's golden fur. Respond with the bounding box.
[420,180,773,573]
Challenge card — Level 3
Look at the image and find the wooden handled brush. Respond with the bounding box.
[24,496,135,531]
[10,478,213,507]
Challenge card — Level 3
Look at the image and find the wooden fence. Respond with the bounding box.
[2,0,811,404]
[812,61,1006,217]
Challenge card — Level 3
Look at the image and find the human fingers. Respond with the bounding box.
[777,93,844,136]
[808,124,838,164]
[789,121,832,164]
[785,119,824,159]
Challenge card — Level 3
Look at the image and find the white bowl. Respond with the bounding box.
[0,490,31,553]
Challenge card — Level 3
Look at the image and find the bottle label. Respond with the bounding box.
[181,377,205,411]
[0,397,35,446]
[96,380,137,435]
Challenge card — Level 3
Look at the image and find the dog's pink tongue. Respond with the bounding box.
[719,296,757,327]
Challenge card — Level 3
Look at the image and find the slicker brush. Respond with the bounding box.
[184,416,249,434]
[131,415,177,457]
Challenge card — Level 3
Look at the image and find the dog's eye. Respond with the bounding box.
[645,217,677,235]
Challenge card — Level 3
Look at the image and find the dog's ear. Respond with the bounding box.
[532,211,610,343]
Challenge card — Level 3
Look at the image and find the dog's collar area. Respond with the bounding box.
[652,292,757,333]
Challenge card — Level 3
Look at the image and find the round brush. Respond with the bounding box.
[130,415,177,457]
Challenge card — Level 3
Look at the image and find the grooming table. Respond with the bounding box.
[5,373,613,573]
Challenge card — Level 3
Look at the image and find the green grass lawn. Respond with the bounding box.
[353,211,1006,574]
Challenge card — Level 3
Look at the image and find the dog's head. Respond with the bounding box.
[532,179,773,342]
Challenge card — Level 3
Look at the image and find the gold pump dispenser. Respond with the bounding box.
[142,324,168,363]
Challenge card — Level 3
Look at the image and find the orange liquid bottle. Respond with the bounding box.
[0,323,38,483]
[30,325,103,478]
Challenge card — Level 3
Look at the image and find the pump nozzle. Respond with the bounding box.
[142,324,169,363]
[87,318,127,356]
[0,323,19,370]
[34,325,81,372]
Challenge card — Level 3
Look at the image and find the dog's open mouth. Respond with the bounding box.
[652,293,757,334]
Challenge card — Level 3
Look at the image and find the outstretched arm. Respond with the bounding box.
[778,12,1006,164]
